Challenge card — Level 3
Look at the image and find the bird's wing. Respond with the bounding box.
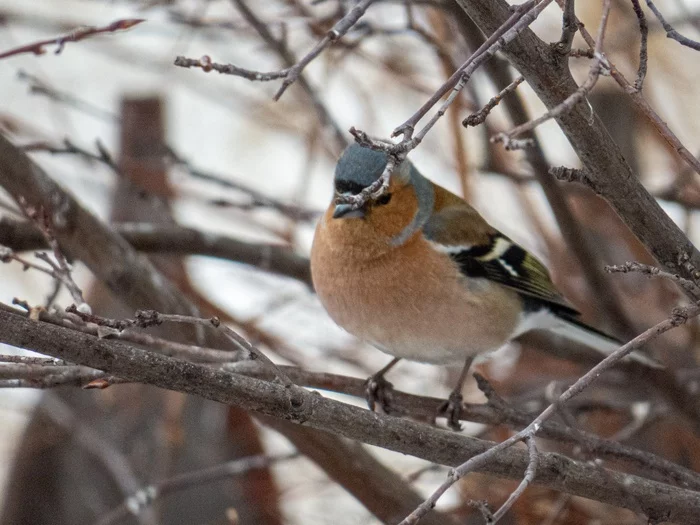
[422,204,579,317]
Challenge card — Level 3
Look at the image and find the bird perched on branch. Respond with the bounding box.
[310,143,659,430]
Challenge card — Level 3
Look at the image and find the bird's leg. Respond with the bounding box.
[438,356,474,431]
[365,357,401,414]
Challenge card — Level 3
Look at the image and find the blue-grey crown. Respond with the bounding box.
[334,144,388,195]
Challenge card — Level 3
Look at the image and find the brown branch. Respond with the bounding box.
[555,0,577,54]
[568,47,595,58]
[605,261,700,297]
[455,0,700,295]
[552,0,700,177]
[645,0,700,51]
[630,0,649,91]
[94,454,299,525]
[489,436,539,524]
[451,5,638,340]
[228,0,347,153]
[399,301,700,524]
[493,0,613,149]
[462,76,524,127]
[2,308,700,523]
[4,302,700,496]
[0,18,144,60]
[0,218,312,286]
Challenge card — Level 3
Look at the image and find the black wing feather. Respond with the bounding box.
[448,232,579,317]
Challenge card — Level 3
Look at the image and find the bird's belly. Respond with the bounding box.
[313,253,520,365]
[344,299,511,365]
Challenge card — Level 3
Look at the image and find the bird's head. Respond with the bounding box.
[327,144,434,247]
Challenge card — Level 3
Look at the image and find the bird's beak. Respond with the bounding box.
[333,203,365,219]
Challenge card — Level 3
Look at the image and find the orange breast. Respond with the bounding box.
[310,218,522,365]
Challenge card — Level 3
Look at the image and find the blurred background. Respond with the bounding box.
[0,0,699,523]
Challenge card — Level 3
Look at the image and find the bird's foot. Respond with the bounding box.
[437,391,464,431]
[364,373,394,414]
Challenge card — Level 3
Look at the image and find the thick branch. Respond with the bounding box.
[1,309,699,523]
[0,218,311,286]
[452,0,700,296]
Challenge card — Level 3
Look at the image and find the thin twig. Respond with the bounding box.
[229,0,348,152]
[489,437,539,524]
[630,0,649,91]
[22,139,120,175]
[463,76,525,127]
[19,200,88,309]
[12,301,244,364]
[174,1,376,101]
[164,147,319,221]
[158,313,297,388]
[0,363,108,387]
[0,355,69,365]
[273,0,376,100]
[553,0,700,176]
[568,47,595,58]
[17,70,120,122]
[645,0,700,51]
[0,19,144,60]
[1,240,86,309]
[555,0,577,54]
[391,0,538,139]
[605,261,700,297]
[93,453,299,525]
[173,55,289,80]
[65,308,296,388]
[493,0,613,149]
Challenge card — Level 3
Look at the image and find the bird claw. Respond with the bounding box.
[437,391,464,431]
[364,374,394,414]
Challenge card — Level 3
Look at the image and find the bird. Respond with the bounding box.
[310,143,660,430]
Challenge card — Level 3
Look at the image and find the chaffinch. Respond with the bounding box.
[311,144,658,429]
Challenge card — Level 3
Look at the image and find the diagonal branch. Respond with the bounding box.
[1,308,699,523]
[399,301,700,524]
[0,19,144,60]
[454,0,700,295]
[645,0,700,51]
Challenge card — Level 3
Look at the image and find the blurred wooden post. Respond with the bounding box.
[0,97,283,525]
[114,96,284,525]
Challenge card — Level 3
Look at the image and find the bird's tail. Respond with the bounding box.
[551,314,663,369]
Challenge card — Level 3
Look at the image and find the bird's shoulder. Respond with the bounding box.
[421,187,578,316]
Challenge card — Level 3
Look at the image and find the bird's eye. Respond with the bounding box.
[375,193,392,206]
